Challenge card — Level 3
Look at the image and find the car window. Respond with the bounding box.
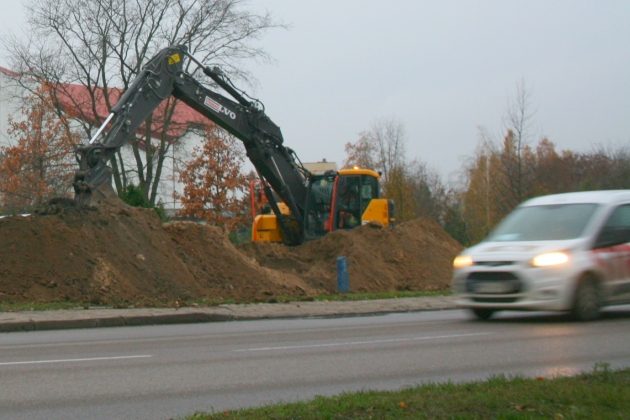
[594,203,630,248]
[487,203,599,241]
[603,204,630,229]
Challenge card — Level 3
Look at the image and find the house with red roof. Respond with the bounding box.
[53,83,213,140]
[0,66,214,212]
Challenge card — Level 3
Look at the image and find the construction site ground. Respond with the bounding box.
[0,199,462,331]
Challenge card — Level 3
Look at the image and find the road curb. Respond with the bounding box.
[0,296,457,332]
[0,312,238,333]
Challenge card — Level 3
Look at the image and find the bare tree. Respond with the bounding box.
[367,118,406,185]
[7,0,279,205]
[344,118,406,183]
[501,79,536,206]
[342,133,377,169]
[472,80,537,219]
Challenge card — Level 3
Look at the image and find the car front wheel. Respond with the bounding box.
[571,276,601,321]
[470,308,495,320]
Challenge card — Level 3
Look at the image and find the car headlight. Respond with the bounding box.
[453,255,473,269]
[531,251,570,267]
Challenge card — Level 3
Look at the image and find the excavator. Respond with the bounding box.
[73,45,394,245]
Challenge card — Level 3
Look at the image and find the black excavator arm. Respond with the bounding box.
[73,45,309,245]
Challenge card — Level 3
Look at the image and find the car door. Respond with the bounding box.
[591,203,630,303]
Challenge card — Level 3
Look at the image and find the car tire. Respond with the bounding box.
[470,308,495,320]
[571,276,601,321]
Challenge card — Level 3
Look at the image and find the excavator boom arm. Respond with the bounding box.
[73,45,308,244]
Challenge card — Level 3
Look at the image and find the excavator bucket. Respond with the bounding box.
[73,170,118,206]
[73,144,119,206]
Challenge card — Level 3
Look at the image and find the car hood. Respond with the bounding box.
[465,239,585,262]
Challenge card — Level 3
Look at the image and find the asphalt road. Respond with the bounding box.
[1,307,630,419]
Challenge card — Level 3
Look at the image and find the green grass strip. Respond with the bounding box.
[188,365,630,419]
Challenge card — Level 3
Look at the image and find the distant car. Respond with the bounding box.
[452,190,630,321]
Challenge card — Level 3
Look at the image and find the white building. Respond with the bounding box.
[0,66,24,148]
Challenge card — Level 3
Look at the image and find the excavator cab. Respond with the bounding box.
[328,168,393,231]
[330,169,378,230]
[253,167,394,243]
[303,167,394,240]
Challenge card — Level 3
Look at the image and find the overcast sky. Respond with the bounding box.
[2,1,629,183]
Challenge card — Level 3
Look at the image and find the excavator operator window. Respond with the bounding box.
[360,175,379,208]
[336,174,379,230]
[336,176,361,229]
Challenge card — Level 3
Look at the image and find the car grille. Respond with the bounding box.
[465,271,523,296]
[472,296,520,303]
[475,261,514,267]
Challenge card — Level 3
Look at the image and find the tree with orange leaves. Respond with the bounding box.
[0,87,79,213]
[176,127,249,230]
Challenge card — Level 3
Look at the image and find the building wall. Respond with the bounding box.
[116,130,202,214]
[0,68,24,148]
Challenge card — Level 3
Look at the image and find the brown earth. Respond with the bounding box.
[0,201,461,307]
[239,218,461,294]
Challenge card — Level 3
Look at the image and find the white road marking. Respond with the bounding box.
[0,354,153,366]
[234,332,492,352]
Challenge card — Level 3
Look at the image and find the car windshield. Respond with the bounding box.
[487,203,599,241]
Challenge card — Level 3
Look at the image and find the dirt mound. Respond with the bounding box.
[0,202,314,306]
[239,218,462,293]
[0,201,461,306]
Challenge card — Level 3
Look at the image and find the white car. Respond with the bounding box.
[452,190,630,321]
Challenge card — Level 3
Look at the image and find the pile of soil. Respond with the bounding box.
[239,218,462,294]
[0,201,461,307]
